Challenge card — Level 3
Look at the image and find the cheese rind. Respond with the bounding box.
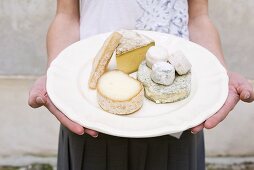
[97,70,144,115]
[116,30,154,55]
[88,32,122,89]
[116,30,155,74]
[151,62,175,86]
[137,61,191,104]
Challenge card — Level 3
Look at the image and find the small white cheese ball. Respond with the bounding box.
[146,46,169,69]
[151,62,175,86]
[168,50,192,75]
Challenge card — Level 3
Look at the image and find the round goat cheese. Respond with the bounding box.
[146,46,169,69]
[168,50,192,75]
[151,62,175,86]
[97,70,144,115]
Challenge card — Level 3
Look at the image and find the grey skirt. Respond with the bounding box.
[57,125,205,170]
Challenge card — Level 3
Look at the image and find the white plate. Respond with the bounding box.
[47,30,228,138]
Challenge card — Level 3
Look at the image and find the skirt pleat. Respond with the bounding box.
[144,137,168,170]
[57,125,205,170]
[107,137,128,170]
[128,139,148,170]
[83,135,107,170]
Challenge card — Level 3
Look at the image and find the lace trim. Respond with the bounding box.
[135,0,189,39]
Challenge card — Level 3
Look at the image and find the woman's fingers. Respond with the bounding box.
[204,89,239,129]
[45,97,99,137]
[190,123,204,134]
[28,91,46,108]
[28,76,99,137]
[28,77,47,108]
[237,80,254,103]
[45,97,85,136]
[84,128,99,137]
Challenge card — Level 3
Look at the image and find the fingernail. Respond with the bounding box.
[191,131,197,135]
[245,93,250,99]
[93,134,99,138]
[36,97,45,104]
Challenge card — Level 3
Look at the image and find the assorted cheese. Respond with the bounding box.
[136,44,192,104]
[151,62,175,86]
[146,46,169,69]
[97,70,144,115]
[116,30,155,74]
[88,30,193,114]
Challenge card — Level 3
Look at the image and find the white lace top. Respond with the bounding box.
[80,0,189,40]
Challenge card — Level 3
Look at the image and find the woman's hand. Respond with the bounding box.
[191,72,254,134]
[28,75,99,137]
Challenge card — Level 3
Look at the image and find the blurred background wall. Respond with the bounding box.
[0,0,253,165]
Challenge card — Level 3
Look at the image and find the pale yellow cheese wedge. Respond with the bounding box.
[116,30,155,74]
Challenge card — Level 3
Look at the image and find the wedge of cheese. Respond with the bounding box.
[116,30,155,74]
[88,32,122,89]
[97,70,144,115]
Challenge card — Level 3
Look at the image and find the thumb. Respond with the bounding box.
[35,96,46,105]
[28,90,47,108]
[237,80,254,103]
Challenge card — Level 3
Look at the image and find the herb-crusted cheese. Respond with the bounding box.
[137,61,191,104]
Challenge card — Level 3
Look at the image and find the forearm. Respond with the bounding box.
[47,14,80,67]
[188,15,226,68]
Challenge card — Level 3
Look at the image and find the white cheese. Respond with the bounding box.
[168,50,192,75]
[151,62,175,86]
[97,70,144,115]
[146,46,169,69]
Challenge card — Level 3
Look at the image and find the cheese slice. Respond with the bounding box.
[116,30,155,74]
[97,70,144,115]
[88,32,122,89]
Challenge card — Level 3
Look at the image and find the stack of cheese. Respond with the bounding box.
[137,46,192,104]
[89,30,154,115]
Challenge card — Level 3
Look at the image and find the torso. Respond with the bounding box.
[80,0,189,39]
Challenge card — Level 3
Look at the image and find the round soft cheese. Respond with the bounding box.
[97,70,144,115]
[151,62,175,86]
[168,50,192,75]
[146,46,169,69]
